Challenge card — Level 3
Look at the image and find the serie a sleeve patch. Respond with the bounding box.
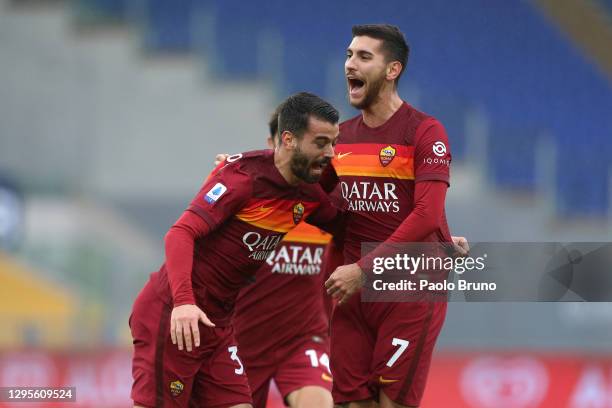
[204,182,228,204]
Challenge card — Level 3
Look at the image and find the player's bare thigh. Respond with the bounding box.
[332,392,417,408]
[286,385,333,408]
[379,390,416,408]
[134,405,253,408]
[334,400,378,408]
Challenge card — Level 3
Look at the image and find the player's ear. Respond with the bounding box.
[281,130,296,149]
[386,61,402,82]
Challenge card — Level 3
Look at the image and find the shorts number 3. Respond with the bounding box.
[228,346,244,375]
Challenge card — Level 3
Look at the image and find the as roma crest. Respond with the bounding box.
[379,145,396,167]
[170,380,184,397]
[292,202,305,224]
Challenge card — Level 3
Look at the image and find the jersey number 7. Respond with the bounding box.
[386,338,410,367]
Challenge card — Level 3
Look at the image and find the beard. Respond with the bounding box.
[290,146,331,184]
[349,70,386,110]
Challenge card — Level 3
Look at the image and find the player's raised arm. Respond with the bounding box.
[323,180,449,304]
[166,164,252,352]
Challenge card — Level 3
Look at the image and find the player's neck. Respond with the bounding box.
[273,149,301,186]
[361,90,403,128]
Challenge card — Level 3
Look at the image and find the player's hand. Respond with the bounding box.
[170,304,215,352]
[325,263,364,305]
[451,236,470,257]
[214,153,229,166]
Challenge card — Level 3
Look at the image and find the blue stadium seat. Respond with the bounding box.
[205,0,264,79]
[141,0,199,52]
[556,145,611,217]
[487,125,538,189]
[133,0,612,215]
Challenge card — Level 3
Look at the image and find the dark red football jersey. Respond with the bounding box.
[332,102,452,263]
[233,221,332,362]
[151,150,338,326]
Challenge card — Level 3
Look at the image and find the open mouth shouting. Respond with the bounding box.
[347,75,366,100]
[310,157,331,177]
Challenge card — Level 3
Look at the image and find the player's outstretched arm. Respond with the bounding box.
[324,233,468,306]
[326,180,448,304]
[165,210,216,352]
[166,159,252,352]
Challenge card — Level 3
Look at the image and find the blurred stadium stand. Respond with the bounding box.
[72,0,129,25]
[1,0,612,406]
[0,253,76,348]
[14,0,609,216]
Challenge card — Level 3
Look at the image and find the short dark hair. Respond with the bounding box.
[278,92,339,138]
[352,24,409,84]
[268,104,282,140]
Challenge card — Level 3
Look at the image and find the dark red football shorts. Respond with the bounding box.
[246,335,333,407]
[130,280,252,407]
[330,296,447,406]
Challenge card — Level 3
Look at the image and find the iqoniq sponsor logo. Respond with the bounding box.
[423,141,451,167]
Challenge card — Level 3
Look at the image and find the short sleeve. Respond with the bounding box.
[414,118,452,185]
[188,164,252,230]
